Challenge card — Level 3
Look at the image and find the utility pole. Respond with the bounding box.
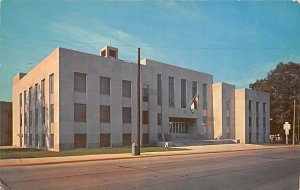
[132,48,141,156]
[293,100,296,146]
[297,103,300,144]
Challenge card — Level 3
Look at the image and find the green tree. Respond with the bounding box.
[249,62,300,138]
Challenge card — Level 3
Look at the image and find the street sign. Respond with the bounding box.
[283,122,291,135]
[283,122,291,145]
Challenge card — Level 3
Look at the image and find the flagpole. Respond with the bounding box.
[184,89,201,112]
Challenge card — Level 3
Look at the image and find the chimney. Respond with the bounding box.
[100,45,118,59]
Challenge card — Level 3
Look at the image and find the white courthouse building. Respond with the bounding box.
[12,46,270,151]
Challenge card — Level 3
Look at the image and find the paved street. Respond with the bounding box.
[0,147,299,190]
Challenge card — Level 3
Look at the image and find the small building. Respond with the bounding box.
[0,101,12,146]
[235,89,270,144]
[212,83,270,143]
[12,46,270,151]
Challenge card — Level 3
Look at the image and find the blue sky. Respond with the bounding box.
[0,0,300,101]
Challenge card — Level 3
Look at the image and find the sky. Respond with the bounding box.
[0,0,300,102]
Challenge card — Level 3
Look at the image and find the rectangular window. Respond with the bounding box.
[50,134,54,148]
[249,133,252,144]
[192,81,198,109]
[24,90,27,105]
[74,104,86,122]
[226,99,230,111]
[29,134,32,146]
[202,116,207,126]
[29,87,32,106]
[24,134,28,145]
[100,105,110,123]
[109,49,116,58]
[20,114,22,127]
[41,79,45,98]
[122,107,131,124]
[143,134,149,145]
[256,133,259,143]
[157,113,162,126]
[256,117,259,128]
[49,74,54,94]
[42,107,45,125]
[249,117,252,127]
[35,83,38,101]
[226,116,230,127]
[249,100,252,111]
[202,83,207,109]
[100,76,110,95]
[50,104,54,123]
[74,72,86,92]
[157,74,162,105]
[74,134,86,148]
[122,134,131,146]
[29,111,32,126]
[263,117,266,128]
[35,134,38,147]
[35,109,38,126]
[101,50,106,57]
[142,85,149,102]
[263,103,266,113]
[24,112,27,127]
[143,111,149,124]
[122,80,131,97]
[20,93,22,107]
[169,77,175,107]
[192,81,197,97]
[42,134,46,147]
[100,134,111,147]
[256,102,259,112]
[181,79,186,108]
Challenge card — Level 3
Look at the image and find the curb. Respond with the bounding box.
[0,146,297,168]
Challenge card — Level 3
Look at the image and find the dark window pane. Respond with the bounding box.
[74,104,86,122]
[122,107,131,123]
[100,77,110,95]
[100,105,110,123]
[74,72,86,92]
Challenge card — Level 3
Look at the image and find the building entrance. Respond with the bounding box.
[169,117,197,134]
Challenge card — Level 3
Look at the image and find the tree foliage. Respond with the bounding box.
[249,62,300,136]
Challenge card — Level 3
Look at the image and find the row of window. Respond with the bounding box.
[74,133,149,148]
[20,74,54,107]
[166,76,207,109]
[74,73,208,109]
[249,117,267,128]
[248,127,267,144]
[21,105,53,128]
[249,101,267,113]
[23,134,54,148]
[74,104,150,124]
[74,73,150,101]
[20,74,55,130]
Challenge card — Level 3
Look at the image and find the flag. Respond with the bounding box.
[190,95,199,113]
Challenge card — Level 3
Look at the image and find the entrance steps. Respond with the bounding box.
[171,139,236,147]
[157,133,236,147]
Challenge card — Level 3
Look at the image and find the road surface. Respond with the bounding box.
[0,147,299,190]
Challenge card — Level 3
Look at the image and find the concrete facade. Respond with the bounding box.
[212,83,235,139]
[12,47,213,151]
[12,46,270,151]
[235,89,270,144]
[0,101,12,146]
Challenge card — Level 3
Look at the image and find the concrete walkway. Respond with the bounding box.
[0,144,297,167]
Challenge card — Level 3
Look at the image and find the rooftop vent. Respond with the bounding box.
[100,45,118,59]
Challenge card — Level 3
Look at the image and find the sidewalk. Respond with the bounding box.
[0,144,297,167]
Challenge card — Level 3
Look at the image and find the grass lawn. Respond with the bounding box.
[0,147,186,159]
